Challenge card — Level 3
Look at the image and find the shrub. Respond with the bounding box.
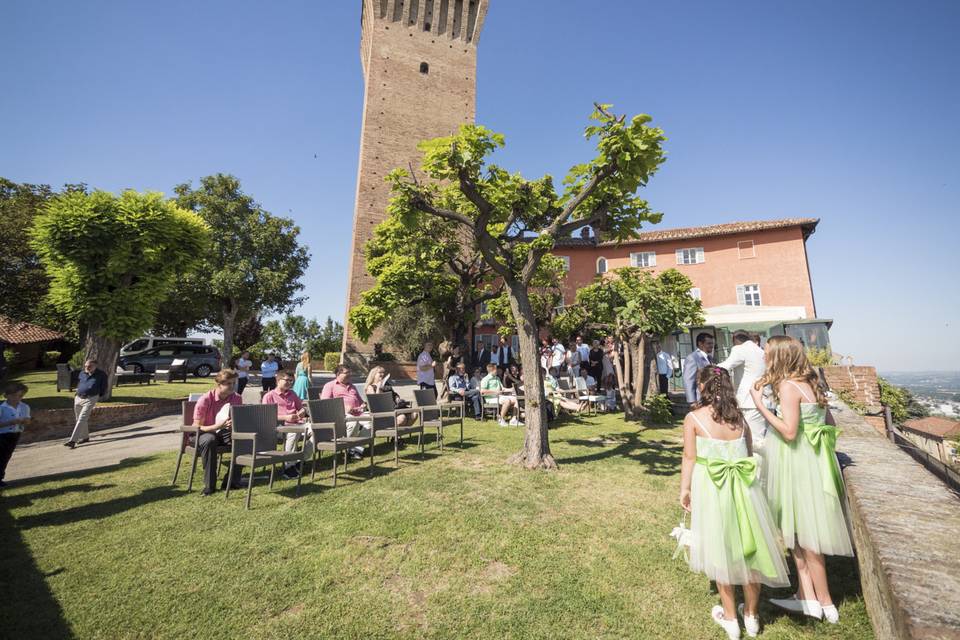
[835,389,866,415]
[806,347,833,368]
[69,350,86,369]
[323,352,340,372]
[2,349,15,369]
[373,351,397,362]
[645,393,674,424]
[42,350,62,367]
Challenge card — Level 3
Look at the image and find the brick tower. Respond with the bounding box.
[342,0,489,365]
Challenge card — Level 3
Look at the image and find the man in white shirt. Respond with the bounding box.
[551,338,566,371]
[682,333,714,405]
[575,335,590,366]
[234,351,252,395]
[719,331,768,441]
[654,342,674,395]
[416,341,436,392]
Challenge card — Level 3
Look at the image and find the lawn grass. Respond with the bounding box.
[0,414,874,639]
[10,369,214,410]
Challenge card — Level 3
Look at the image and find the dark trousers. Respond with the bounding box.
[0,432,21,481]
[197,430,241,492]
[261,377,277,392]
[658,374,669,395]
[237,377,248,395]
[419,383,436,394]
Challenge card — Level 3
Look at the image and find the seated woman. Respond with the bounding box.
[546,367,582,415]
[503,364,523,392]
[364,365,409,426]
[575,368,600,412]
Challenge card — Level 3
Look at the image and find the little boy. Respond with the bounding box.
[0,382,31,487]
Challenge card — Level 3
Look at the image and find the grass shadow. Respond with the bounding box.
[559,432,683,476]
[14,485,181,529]
[2,482,117,508]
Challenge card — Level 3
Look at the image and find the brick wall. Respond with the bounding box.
[822,365,880,410]
[21,399,182,444]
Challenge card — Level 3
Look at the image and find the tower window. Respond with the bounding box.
[420,62,429,74]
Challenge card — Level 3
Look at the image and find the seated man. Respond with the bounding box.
[575,368,600,412]
[448,362,481,419]
[320,364,371,460]
[262,370,309,479]
[480,363,522,427]
[546,367,582,416]
[193,369,244,496]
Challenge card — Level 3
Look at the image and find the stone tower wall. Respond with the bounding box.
[342,0,488,360]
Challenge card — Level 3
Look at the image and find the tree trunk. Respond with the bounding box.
[504,282,557,470]
[619,333,634,419]
[644,336,661,399]
[84,323,120,401]
[221,299,239,367]
[630,335,644,412]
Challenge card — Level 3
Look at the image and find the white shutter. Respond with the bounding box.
[696,247,705,263]
[648,252,657,267]
[675,249,683,265]
[736,285,746,305]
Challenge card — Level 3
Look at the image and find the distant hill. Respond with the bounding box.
[881,371,960,418]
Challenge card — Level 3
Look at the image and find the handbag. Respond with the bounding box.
[670,511,692,561]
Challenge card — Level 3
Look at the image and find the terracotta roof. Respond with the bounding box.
[0,315,64,345]
[903,417,960,440]
[595,217,820,246]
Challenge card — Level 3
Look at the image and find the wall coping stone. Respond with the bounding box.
[835,400,960,639]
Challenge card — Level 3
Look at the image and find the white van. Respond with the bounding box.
[120,336,207,357]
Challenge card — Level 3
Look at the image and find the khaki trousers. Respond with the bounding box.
[70,395,99,442]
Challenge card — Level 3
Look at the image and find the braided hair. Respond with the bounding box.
[695,366,743,428]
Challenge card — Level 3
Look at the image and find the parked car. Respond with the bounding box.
[120,336,206,357]
[118,345,222,378]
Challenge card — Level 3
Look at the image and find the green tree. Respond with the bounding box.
[257,315,343,364]
[348,211,502,360]
[562,267,703,417]
[172,174,310,363]
[384,104,667,469]
[380,306,446,361]
[31,190,209,398]
[0,178,86,340]
[879,377,929,423]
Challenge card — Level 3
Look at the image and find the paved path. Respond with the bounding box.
[6,376,422,484]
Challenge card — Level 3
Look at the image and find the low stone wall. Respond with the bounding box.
[822,365,880,409]
[834,401,960,639]
[378,361,417,381]
[22,399,183,444]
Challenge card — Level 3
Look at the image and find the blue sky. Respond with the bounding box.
[3,0,958,372]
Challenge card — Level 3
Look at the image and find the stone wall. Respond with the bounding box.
[833,401,960,639]
[22,399,183,444]
[822,365,880,409]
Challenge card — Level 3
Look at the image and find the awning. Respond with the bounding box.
[702,304,808,326]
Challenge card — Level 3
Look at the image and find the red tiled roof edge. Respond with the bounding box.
[0,315,65,345]
[903,417,960,439]
[596,217,820,246]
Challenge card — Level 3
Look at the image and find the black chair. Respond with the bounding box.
[413,388,464,451]
[307,386,323,401]
[305,399,375,486]
[225,404,303,509]
[366,392,423,466]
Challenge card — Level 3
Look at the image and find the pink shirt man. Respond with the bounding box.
[262,388,304,424]
[320,379,364,416]
[193,389,242,427]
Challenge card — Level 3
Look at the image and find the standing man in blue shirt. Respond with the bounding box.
[66,359,108,449]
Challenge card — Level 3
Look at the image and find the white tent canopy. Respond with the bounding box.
[702,304,808,326]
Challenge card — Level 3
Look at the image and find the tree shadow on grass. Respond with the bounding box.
[7,457,152,489]
[559,432,683,476]
[0,506,74,638]
[14,485,180,529]
[3,483,118,508]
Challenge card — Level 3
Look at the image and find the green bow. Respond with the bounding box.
[803,423,843,498]
[697,456,779,578]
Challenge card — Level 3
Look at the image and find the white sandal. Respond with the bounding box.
[712,605,741,639]
[737,603,760,637]
[769,595,823,619]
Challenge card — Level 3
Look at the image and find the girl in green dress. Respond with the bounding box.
[749,335,853,625]
[681,367,789,639]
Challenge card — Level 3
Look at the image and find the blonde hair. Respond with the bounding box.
[364,365,386,389]
[756,335,826,407]
[300,351,311,369]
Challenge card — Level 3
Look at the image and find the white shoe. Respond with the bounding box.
[498,418,508,427]
[712,605,741,639]
[822,604,839,624]
[737,604,760,637]
[508,418,519,426]
[769,596,823,619]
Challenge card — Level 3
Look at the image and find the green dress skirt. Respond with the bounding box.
[689,434,790,587]
[764,401,854,556]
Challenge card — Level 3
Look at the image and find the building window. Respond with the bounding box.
[596,257,607,274]
[630,251,656,268]
[689,288,701,300]
[737,284,761,306]
[676,247,705,265]
[738,240,756,259]
[419,62,429,74]
[557,255,570,271]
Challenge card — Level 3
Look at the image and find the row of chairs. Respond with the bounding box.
[172,389,465,509]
